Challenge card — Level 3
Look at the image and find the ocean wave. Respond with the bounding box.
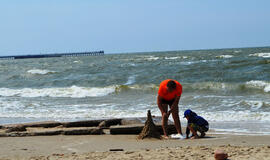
[249,53,270,58]
[144,56,159,61]
[216,55,234,58]
[246,80,270,93]
[109,82,270,94]
[1,104,269,123]
[27,69,56,75]
[234,50,242,53]
[0,86,115,98]
[178,59,218,65]
[200,110,270,122]
[240,100,270,110]
[124,75,136,85]
[120,63,136,67]
[115,84,158,93]
[184,81,270,93]
[164,56,188,60]
[0,81,269,98]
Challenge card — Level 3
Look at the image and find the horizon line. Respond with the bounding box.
[107,45,270,54]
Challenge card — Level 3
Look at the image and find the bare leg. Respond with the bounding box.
[170,105,182,135]
[159,104,168,137]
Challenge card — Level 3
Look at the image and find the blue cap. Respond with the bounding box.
[183,109,192,118]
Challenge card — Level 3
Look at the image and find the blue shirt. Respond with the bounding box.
[188,116,208,127]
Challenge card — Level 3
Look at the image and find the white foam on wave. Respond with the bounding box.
[0,86,115,98]
[246,80,270,93]
[165,56,188,60]
[144,56,159,61]
[165,57,179,60]
[249,53,270,58]
[120,63,136,67]
[179,59,217,65]
[7,107,266,123]
[0,102,157,120]
[216,55,234,58]
[27,69,56,75]
[199,110,270,122]
[234,50,241,53]
[124,75,136,85]
[242,100,270,110]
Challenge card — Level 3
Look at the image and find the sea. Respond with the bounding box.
[0,47,269,135]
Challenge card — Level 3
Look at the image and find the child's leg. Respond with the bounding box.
[198,126,208,138]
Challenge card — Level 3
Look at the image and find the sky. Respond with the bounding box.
[0,0,270,56]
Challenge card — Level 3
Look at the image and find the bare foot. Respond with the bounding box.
[190,135,199,139]
[162,135,169,140]
[200,132,205,138]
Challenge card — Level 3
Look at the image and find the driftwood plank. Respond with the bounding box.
[3,121,62,129]
[62,128,104,135]
[62,120,103,127]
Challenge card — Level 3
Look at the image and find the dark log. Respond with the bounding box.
[5,125,26,133]
[3,121,62,129]
[62,128,104,135]
[98,119,122,128]
[110,125,144,135]
[110,124,177,135]
[62,120,103,128]
[30,130,63,136]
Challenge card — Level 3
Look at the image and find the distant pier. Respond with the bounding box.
[0,51,104,60]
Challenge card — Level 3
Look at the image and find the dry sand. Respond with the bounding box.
[0,133,269,160]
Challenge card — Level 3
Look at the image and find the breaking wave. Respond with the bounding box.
[0,86,115,98]
[164,56,188,60]
[249,53,270,58]
[124,75,136,85]
[0,80,269,98]
[246,80,270,93]
[216,55,234,58]
[27,69,56,75]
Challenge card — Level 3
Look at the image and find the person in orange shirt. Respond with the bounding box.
[157,79,183,138]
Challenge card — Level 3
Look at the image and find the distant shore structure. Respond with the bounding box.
[0,51,104,60]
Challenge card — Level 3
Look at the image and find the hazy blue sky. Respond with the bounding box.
[0,0,270,55]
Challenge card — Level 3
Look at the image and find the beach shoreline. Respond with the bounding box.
[0,133,269,160]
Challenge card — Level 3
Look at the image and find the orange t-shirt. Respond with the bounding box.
[158,79,182,101]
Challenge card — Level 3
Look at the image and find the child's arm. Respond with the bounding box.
[186,123,190,139]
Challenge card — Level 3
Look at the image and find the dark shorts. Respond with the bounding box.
[161,98,175,106]
[189,123,209,133]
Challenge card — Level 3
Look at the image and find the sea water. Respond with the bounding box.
[0,47,269,135]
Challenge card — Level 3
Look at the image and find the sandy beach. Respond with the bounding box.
[0,133,269,160]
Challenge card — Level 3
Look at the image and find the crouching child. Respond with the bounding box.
[183,109,209,139]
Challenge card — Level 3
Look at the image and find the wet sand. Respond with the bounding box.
[0,133,269,160]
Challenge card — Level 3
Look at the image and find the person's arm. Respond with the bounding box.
[157,95,166,114]
[168,95,180,115]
